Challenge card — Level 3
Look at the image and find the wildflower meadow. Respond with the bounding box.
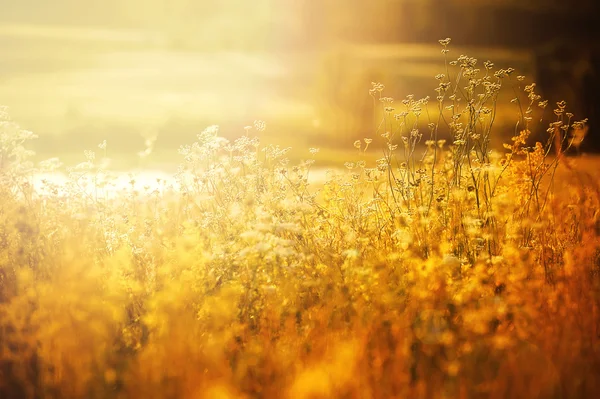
[1,39,599,399]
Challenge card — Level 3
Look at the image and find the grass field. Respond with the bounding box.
[1,36,600,399]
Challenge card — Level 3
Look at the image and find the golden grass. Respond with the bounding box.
[1,41,599,399]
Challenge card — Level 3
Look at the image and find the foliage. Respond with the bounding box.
[1,40,599,399]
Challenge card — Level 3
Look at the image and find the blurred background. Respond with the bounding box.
[1,0,599,170]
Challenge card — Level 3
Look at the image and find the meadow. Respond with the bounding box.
[1,39,600,399]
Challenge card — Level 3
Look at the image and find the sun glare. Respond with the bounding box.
[1,1,600,398]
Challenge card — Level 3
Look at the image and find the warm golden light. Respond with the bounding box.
[0,0,550,171]
[1,2,599,399]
